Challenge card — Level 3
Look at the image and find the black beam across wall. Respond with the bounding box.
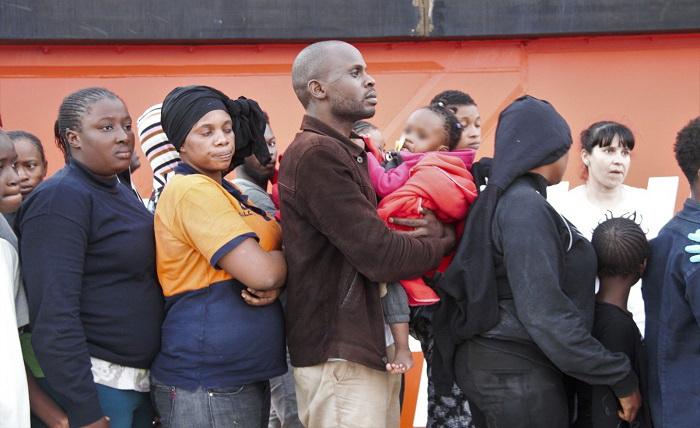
[1,0,698,44]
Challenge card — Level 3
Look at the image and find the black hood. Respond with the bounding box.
[432,95,572,395]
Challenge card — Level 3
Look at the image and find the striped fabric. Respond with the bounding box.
[136,103,181,210]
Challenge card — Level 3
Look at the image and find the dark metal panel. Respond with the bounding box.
[0,0,421,42]
[432,0,700,37]
[0,0,698,43]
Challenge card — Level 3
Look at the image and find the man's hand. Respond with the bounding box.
[390,209,456,254]
[241,287,282,306]
[617,389,641,423]
[390,209,443,239]
[685,229,700,262]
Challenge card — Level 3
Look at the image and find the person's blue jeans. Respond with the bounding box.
[268,351,303,428]
[151,378,271,428]
[94,384,154,428]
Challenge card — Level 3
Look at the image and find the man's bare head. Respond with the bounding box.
[291,41,377,124]
[292,41,349,107]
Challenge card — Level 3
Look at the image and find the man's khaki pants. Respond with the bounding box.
[293,350,401,428]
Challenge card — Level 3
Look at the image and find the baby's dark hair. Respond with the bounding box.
[352,120,378,135]
[591,214,649,278]
[422,105,462,151]
[581,121,635,154]
[674,116,700,186]
[430,90,476,108]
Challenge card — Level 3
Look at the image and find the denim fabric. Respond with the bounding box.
[268,353,303,428]
[151,378,270,428]
[642,198,700,428]
[382,282,410,324]
[94,384,154,428]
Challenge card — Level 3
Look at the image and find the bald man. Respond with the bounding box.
[279,41,454,427]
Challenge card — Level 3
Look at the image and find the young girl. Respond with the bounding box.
[431,90,482,151]
[0,129,30,427]
[576,215,651,428]
[7,131,48,198]
[366,105,478,375]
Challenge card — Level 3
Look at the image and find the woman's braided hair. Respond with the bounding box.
[54,87,120,163]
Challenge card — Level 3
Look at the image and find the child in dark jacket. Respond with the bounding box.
[366,105,478,373]
[576,215,652,428]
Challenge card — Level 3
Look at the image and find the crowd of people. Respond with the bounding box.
[1,40,699,428]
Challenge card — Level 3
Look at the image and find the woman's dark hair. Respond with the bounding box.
[591,214,649,278]
[54,87,120,162]
[674,116,700,186]
[580,121,635,154]
[430,90,476,109]
[7,130,46,164]
[352,120,378,135]
[423,105,462,151]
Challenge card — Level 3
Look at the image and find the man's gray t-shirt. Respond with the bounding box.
[232,178,276,217]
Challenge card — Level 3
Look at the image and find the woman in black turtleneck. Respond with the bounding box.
[17,88,163,428]
[433,96,641,427]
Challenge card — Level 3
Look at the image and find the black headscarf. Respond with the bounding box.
[432,95,572,395]
[161,85,270,169]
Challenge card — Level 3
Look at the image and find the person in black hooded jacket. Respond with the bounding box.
[433,96,641,428]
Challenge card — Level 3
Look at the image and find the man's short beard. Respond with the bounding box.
[330,98,375,123]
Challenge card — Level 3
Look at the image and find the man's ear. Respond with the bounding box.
[639,259,648,275]
[308,79,326,101]
[438,145,449,152]
[66,129,81,151]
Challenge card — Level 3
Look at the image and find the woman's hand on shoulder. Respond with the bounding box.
[241,287,282,306]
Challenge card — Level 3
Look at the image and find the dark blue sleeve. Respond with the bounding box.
[20,206,104,426]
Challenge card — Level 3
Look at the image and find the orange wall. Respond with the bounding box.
[1,35,699,427]
[1,35,699,206]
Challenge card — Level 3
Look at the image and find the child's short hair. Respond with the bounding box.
[674,116,700,186]
[591,214,649,278]
[430,90,476,108]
